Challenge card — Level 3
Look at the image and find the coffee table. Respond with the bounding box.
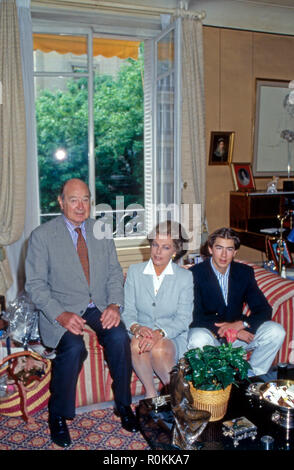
[136,381,294,450]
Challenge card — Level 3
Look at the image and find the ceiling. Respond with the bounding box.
[31,0,294,35]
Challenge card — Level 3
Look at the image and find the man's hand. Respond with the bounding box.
[215,321,244,337]
[56,311,86,335]
[237,329,255,344]
[100,304,121,329]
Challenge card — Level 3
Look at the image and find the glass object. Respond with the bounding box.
[261,435,274,450]
[267,176,279,193]
[277,362,288,379]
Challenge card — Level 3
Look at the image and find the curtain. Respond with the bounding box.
[0,0,27,296]
[1,0,39,302]
[177,9,208,243]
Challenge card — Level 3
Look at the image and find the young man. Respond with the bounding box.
[187,227,285,377]
[25,178,138,448]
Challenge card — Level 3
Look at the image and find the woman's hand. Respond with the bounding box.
[137,328,163,353]
[137,325,153,339]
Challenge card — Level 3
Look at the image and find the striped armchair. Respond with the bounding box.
[241,262,294,366]
[75,262,294,408]
[75,326,160,408]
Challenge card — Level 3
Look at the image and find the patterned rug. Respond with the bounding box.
[0,406,150,451]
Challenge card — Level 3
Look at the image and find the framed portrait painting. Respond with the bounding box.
[231,163,255,191]
[208,131,235,165]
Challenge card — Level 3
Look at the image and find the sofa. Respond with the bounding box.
[75,261,294,408]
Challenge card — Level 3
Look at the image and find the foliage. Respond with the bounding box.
[184,343,250,391]
[35,53,144,215]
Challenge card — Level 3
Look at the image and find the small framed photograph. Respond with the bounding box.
[267,238,293,269]
[231,162,255,191]
[208,131,235,165]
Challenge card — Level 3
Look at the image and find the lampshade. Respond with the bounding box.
[287,228,294,243]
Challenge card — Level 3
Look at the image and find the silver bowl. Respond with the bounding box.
[248,380,294,429]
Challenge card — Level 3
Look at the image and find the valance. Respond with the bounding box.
[33,33,140,59]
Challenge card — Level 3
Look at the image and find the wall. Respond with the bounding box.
[203,26,294,262]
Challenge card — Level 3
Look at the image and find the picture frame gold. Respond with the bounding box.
[208,131,235,166]
[231,162,255,191]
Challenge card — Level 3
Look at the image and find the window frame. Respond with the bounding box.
[32,17,182,248]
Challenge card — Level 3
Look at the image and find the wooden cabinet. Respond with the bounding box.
[230,191,294,252]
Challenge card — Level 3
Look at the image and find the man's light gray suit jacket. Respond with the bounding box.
[122,261,193,359]
[25,216,124,349]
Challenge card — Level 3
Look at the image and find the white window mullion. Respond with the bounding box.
[152,21,181,224]
[87,28,96,216]
[174,17,182,212]
[144,39,156,235]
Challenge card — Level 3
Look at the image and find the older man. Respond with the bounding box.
[25,178,138,448]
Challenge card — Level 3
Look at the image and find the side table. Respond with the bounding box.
[136,382,294,451]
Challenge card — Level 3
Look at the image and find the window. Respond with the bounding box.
[33,20,181,243]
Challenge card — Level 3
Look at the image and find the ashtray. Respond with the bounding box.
[222,416,257,447]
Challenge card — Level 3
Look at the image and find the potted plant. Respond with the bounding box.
[184,342,250,421]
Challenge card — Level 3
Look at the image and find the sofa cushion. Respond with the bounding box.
[75,327,106,408]
[241,262,294,317]
[76,262,294,407]
[241,262,294,364]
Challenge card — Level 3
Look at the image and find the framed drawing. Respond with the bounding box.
[253,78,293,177]
[267,238,293,270]
[208,131,235,165]
[231,163,255,191]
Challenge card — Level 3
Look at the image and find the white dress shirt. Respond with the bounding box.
[143,258,174,296]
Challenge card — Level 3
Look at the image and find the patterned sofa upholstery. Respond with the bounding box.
[75,262,294,408]
[75,326,156,408]
[242,262,294,365]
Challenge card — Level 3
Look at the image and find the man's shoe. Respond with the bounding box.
[49,416,72,448]
[114,405,139,433]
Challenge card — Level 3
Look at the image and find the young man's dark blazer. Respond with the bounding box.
[189,258,272,337]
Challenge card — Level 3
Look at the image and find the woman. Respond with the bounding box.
[122,220,194,399]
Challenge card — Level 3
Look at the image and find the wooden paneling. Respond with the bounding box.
[203,26,294,262]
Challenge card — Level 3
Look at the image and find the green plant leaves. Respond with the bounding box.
[184,343,250,391]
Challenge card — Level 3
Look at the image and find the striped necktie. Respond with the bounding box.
[75,227,90,285]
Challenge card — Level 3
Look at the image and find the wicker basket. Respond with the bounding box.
[0,351,51,421]
[189,382,232,422]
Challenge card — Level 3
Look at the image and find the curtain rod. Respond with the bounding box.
[31,0,175,16]
[174,8,206,20]
[32,1,206,19]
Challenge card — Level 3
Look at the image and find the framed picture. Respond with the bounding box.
[208,131,235,165]
[231,162,255,191]
[253,78,292,177]
[267,238,293,270]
